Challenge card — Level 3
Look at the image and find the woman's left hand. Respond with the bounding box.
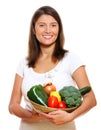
[39,110,73,125]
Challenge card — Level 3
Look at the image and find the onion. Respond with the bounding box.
[43,82,56,95]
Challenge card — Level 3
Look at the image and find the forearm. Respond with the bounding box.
[9,103,46,122]
[22,112,46,123]
[9,103,32,118]
[71,92,96,119]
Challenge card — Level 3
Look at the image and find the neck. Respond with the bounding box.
[40,44,55,58]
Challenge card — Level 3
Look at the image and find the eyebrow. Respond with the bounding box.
[37,22,58,25]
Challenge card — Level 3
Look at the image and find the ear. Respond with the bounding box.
[32,28,36,35]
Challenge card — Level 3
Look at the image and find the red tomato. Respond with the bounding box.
[44,82,56,95]
[48,96,59,108]
[58,101,67,108]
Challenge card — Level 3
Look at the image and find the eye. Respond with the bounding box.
[51,24,57,27]
[39,24,45,27]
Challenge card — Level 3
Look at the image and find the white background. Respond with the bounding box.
[0,0,100,130]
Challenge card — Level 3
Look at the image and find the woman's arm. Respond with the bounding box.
[70,66,97,118]
[39,66,97,125]
[8,74,45,122]
[8,74,32,118]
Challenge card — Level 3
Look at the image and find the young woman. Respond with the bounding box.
[8,6,97,130]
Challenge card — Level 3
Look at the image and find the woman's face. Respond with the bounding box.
[34,14,59,46]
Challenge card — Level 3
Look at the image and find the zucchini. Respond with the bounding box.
[79,86,91,95]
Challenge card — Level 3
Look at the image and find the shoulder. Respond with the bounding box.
[62,51,85,74]
[16,57,28,72]
[18,57,28,67]
[16,57,28,77]
[63,51,82,61]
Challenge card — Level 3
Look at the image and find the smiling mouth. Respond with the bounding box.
[43,35,53,39]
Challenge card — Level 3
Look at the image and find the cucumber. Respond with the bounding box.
[79,86,91,96]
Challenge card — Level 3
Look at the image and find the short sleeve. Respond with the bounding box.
[16,59,26,78]
[67,52,85,75]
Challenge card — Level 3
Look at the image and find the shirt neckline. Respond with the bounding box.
[30,59,62,76]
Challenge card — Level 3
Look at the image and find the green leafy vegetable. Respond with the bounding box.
[59,86,91,108]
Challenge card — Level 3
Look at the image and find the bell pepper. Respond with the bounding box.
[27,84,48,106]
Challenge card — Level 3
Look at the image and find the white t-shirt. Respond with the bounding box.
[17,52,84,130]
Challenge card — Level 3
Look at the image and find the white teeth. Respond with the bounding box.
[43,35,52,39]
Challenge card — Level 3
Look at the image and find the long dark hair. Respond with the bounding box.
[27,5,68,67]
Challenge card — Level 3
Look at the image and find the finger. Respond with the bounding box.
[39,112,53,119]
[48,110,61,115]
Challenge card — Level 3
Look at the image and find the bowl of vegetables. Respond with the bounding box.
[27,83,91,113]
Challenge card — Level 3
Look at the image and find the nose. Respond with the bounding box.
[45,25,51,33]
